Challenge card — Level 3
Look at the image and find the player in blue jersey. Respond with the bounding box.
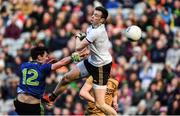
[13,46,86,115]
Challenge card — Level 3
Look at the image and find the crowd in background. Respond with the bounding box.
[0,0,179,115]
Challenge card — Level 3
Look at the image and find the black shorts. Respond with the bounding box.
[84,59,112,85]
[14,98,44,115]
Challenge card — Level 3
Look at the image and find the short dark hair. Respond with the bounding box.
[95,6,108,20]
[30,46,48,60]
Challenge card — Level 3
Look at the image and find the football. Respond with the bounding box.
[125,25,142,41]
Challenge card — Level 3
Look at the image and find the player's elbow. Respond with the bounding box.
[79,89,86,99]
[79,89,84,97]
[76,46,82,52]
[51,61,64,71]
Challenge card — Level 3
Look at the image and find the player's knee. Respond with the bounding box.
[61,76,70,85]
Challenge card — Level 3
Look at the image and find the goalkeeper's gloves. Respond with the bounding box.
[75,32,86,41]
[42,93,57,105]
[71,52,81,62]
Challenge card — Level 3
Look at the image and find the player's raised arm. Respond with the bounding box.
[51,50,89,71]
[75,33,90,52]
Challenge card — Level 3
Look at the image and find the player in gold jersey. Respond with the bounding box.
[80,76,119,115]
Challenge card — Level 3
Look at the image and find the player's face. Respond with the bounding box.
[38,51,49,64]
[91,10,103,26]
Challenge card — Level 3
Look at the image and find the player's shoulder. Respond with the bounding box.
[21,61,41,68]
[86,76,93,84]
[88,24,105,31]
[96,24,106,35]
[95,24,105,31]
[21,62,29,67]
[97,24,105,30]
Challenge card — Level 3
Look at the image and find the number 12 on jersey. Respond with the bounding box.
[22,68,39,86]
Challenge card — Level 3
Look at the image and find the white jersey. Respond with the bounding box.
[86,24,112,67]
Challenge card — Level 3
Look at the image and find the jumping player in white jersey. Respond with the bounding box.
[43,6,117,115]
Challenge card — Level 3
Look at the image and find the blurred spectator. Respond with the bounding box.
[174,63,180,77]
[150,39,167,70]
[173,0,180,26]
[163,24,174,47]
[72,102,84,115]
[160,7,172,25]
[20,0,33,16]
[127,71,138,89]
[50,29,69,51]
[45,72,58,93]
[160,106,168,115]
[145,91,156,114]
[5,76,19,99]
[162,64,175,83]
[129,46,148,72]
[112,65,127,86]
[118,84,132,114]
[151,100,161,115]
[136,100,147,115]
[105,0,120,9]
[168,99,180,115]
[4,15,21,39]
[139,60,157,90]
[151,40,167,63]
[22,18,35,33]
[131,80,145,107]
[0,18,5,35]
[61,108,70,115]
[166,40,180,69]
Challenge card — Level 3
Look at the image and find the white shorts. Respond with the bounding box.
[76,60,90,78]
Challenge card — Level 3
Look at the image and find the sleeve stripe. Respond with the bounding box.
[86,38,92,43]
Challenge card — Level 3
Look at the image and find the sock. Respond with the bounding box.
[49,93,57,101]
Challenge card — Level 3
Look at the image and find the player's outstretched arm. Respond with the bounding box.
[79,78,95,103]
[51,51,85,70]
[75,33,90,52]
[51,56,72,71]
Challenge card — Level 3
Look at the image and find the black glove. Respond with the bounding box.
[75,32,86,40]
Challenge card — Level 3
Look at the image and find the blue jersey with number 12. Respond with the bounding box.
[17,61,52,99]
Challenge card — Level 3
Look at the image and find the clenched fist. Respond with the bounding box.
[71,52,81,62]
[75,32,86,40]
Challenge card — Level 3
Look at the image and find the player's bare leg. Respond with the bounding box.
[53,66,80,95]
[93,87,117,115]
